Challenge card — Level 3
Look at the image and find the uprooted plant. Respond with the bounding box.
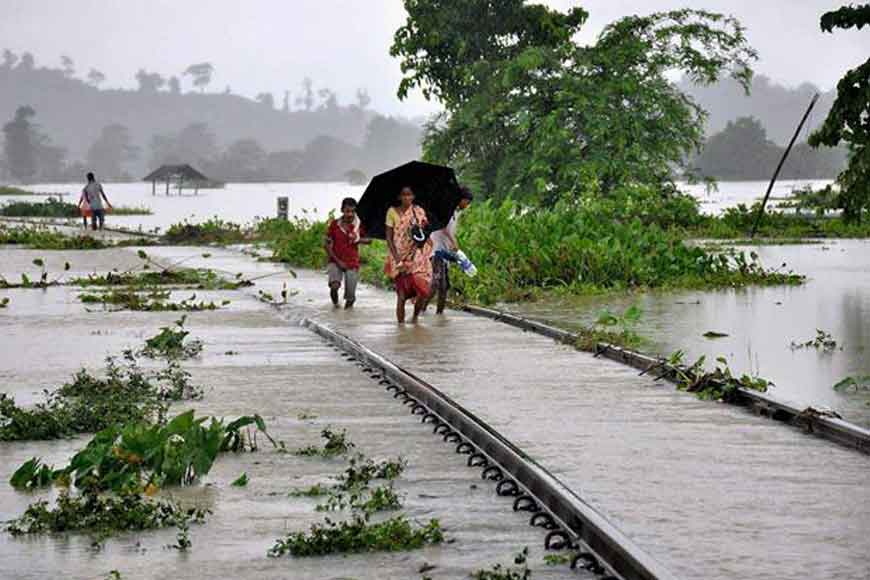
[294,426,356,457]
[313,454,408,514]
[140,316,204,359]
[670,354,772,402]
[790,329,840,352]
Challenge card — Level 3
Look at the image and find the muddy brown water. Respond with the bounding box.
[503,239,870,429]
[145,245,868,580]
[0,247,581,580]
[2,244,869,580]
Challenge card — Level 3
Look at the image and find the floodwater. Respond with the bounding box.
[141,247,870,580]
[8,181,365,232]
[505,239,870,429]
[7,178,832,232]
[0,246,581,580]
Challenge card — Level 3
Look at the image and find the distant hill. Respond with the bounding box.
[0,55,422,182]
[679,74,836,146]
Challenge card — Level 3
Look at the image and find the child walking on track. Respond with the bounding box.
[325,197,369,308]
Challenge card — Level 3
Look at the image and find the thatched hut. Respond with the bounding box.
[142,164,216,196]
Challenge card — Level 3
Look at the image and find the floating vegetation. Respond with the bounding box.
[267,514,443,558]
[595,304,643,347]
[0,297,8,308]
[288,483,331,498]
[79,289,229,312]
[5,490,208,539]
[670,354,772,402]
[141,316,204,359]
[0,224,107,249]
[833,376,870,392]
[0,198,151,217]
[0,258,71,289]
[703,331,729,339]
[72,268,247,291]
[471,548,532,580]
[790,329,840,352]
[0,356,166,442]
[294,427,356,457]
[231,473,249,487]
[164,218,248,245]
[0,351,205,443]
[11,409,276,493]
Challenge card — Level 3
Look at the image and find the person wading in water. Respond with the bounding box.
[80,172,112,231]
[384,186,433,323]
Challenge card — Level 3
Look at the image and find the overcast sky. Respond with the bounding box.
[1,0,866,117]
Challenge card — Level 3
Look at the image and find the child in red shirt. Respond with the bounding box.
[324,197,369,308]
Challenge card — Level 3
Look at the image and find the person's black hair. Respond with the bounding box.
[86,172,95,181]
[341,197,357,210]
[460,185,474,201]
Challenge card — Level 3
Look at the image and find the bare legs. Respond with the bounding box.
[329,282,340,307]
[396,289,407,323]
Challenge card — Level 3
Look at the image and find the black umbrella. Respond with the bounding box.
[356,161,463,240]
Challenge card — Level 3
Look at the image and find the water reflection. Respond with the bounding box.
[506,239,870,427]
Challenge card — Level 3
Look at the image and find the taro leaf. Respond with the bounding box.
[703,331,729,339]
[596,309,618,326]
[231,472,249,487]
[623,304,642,324]
[10,457,55,489]
[833,377,857,391]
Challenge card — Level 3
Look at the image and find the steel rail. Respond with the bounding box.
[462,305,870,455]
[302,317,677,580]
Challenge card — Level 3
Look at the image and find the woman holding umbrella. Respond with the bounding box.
[384,186,433,323]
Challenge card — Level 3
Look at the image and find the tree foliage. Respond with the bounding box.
[392,2,757,202]
[87,124,139,180]
[184,62,214,92]
[809,3,870,222]
[2,106,38,182]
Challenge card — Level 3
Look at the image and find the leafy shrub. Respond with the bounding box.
[294,427,355,457]
[164,218,247,245]
[141,316,204,359]
[0,224,107,249]
[267,515,443,557]
[257,216,329,269]
[5,490,207,537]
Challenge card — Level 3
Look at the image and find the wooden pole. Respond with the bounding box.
[165,179,170,196]
[152,180,156,196]
[751,93,820,238]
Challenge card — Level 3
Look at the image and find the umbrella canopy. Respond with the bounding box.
[356,161,463,240]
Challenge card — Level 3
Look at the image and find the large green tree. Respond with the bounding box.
[808,4,870,222]
[392,1,756,202]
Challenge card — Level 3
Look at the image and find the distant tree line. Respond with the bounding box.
[0,49,423,182]
[691,117,848,181]
[1,104,421,184]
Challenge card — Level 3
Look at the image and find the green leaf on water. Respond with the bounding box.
[231,473,249,487]
[137,250,148,260]
[32,258,44,267]
[703,331,729,338]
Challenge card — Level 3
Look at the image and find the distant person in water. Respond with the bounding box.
[325,197,369,308]
[428,185,473,314]
[80,172,111,231]
[385,186,432,323]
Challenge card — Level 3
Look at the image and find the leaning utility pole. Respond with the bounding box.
[750,93,820,238]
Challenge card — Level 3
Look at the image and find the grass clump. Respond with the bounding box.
[0,224,107,249]
[164,218,247,245]
[0,352,204,442]
[5,490,208,537]
[790,329,840,352]
[471,548,532,580]
[0,197,150,217]
[141,316,204,359]
[267,514,443,557]
[668,353,772,402]
[79,289,229,312]
[294,426,355,457]
[72,268,246,291]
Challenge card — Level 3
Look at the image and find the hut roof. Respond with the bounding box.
[142,164,210,182]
